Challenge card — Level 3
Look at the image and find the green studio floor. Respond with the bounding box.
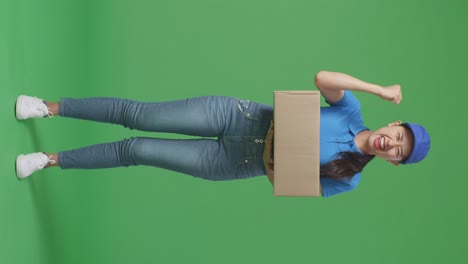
[1,0,467,263]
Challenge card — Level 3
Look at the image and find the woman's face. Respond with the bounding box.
[367,121,414,164]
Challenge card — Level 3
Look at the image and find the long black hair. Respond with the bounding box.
[320,152,375,180]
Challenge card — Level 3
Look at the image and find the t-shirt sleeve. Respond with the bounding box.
[325,91,361,110]
[320,173,361,197]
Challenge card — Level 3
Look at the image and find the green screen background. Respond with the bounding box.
[1,0,467,263]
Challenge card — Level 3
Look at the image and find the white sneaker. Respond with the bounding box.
[16,95,53,120]
[16,152,56,179]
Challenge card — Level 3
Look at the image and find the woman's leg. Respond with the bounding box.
[36,98,272,181]
[53,96,237,138]
[45,102,59,116]
[46,137,239,180]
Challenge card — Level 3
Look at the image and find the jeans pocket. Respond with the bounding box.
[237,98,259,121]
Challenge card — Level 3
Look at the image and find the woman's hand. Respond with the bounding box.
[263,120,274,184]
[379,84,402,104]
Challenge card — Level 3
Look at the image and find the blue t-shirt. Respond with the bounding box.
[320,91,368,197]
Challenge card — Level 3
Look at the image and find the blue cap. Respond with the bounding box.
[401,123,431,164]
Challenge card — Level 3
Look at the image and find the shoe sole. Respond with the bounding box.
[15,95,27,120]
[16,155,28,179]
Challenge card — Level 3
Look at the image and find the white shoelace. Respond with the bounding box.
[33,96,54,118]
[47,156,57,165]
[41,108,54,118]
[39,155,56,169]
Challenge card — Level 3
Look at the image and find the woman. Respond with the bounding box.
[15,71,431,197]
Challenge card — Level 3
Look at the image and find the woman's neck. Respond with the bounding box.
[354,130,372,155]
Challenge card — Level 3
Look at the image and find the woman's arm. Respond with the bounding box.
[314,71,402,104]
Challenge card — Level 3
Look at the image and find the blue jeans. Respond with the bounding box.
[58,96,273,181]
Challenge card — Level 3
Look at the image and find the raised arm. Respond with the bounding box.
[314,71,402,104]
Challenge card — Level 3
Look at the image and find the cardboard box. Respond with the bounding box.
[273,91,321,197]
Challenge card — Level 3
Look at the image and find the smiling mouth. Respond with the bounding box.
[374,136,385,150]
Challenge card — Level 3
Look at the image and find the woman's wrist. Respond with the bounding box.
[372,85,384,97]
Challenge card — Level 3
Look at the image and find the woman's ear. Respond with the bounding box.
[388,120,403,127]
[387,160,401,166]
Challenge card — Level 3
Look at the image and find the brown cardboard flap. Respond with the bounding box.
[273,91,320,197]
